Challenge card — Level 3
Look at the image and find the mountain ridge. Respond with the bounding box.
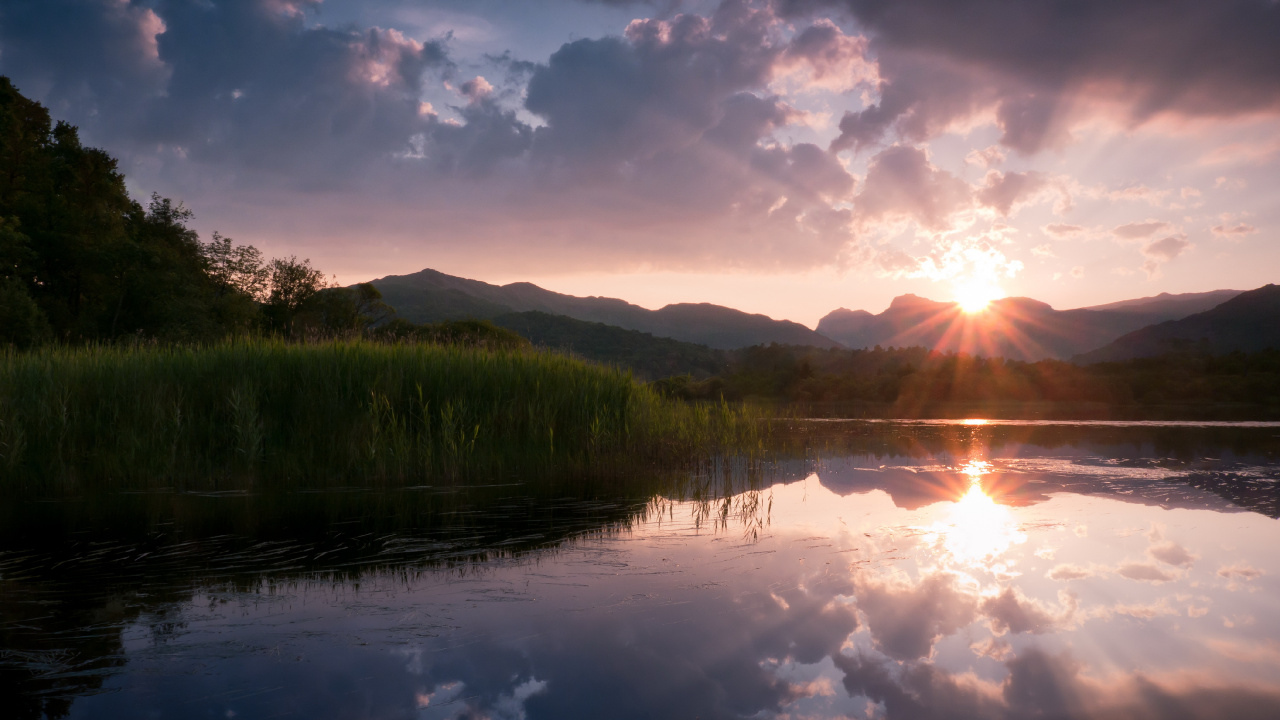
[1074,285,1280,362]
[372,268,842,350]
[816,290,1246,362]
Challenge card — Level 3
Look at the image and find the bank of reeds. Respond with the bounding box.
[0,339,763,493]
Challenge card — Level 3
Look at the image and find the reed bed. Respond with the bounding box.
[0,339,762,493]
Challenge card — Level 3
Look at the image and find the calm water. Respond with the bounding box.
[4,421,1280,719]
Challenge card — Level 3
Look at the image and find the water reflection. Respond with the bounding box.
[928,460,1027,565]
[2,421,1280,719]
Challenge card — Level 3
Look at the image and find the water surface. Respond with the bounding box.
[4,420,1280,719]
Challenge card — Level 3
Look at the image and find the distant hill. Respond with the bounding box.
[1075,285,1280,362]
[373,268,841,350]
[816,290,1243,362]
[490,311,727,381]
[1076,289,1243,315]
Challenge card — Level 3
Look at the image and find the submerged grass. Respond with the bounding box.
[0,339,763,493]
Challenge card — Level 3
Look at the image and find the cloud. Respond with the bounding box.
[0,0,875,270]
[1116,561,1177,583]
[1148,541,1196,568]
[855,145,971,230]
[412,577,862,719]
[852,571,978,661]
[980,587,1063,635]
[1218,564,1263,581]
[809,0,1280,155]
[0,0,171,123]
[5,0,1274,278]
[1047,564,1095,581]
[1142,235,1191,261]
[1044,224,1084,238]
[976,170,1050,217]
[965,146,1006,168]
[153,6,450,178]
[837,642,1280,720]
[777,18,876,92]
[835,650,1005,719]
[1113,221,1171,239]
[1139,233,1192,278]
[1212,223,1258,238]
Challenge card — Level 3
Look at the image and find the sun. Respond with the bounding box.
[953,280,1004,313]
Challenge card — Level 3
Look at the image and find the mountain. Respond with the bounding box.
[490,311,727,380]
[816,290,1245,362]
[1075,285,1280,362]
[373,268,841,350]
[1076,289,1243,315]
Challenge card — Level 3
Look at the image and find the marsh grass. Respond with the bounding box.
[0,339,763,493]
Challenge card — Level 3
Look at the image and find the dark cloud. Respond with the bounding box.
[415,95,532,176]
[830,50,991,155]
[526,7,780,169]
[509,1,858,262]
[835,650,1005,720]
[408,580,859,720]
[144,0,450,178]
[0,0,170,121]
[0,0,453,184]
[837,644,1280,720]
[815,0,1280,155]
[0,0,866,268]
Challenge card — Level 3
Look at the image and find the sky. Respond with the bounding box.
[1,0,1278,327]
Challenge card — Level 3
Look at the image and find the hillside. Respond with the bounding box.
[1075,285,1280,362]
[373,268,841,350]
[816,290,1241,361]
[1077,289,1242,314]
[490,311,727,381]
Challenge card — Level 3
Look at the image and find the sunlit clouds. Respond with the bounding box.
[1,0,1277,318]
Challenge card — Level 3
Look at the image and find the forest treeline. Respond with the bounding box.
[654,344,1280,417]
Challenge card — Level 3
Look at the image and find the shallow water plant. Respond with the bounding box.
[0,339,759,493]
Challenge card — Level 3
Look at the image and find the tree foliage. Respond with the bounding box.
[0,77,395,346]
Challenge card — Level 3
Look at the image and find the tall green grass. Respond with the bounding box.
[0,339,762,493]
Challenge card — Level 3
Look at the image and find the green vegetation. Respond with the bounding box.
[491,310,727,380]
[0,339,762,493]
[0,77,397,345]
[657,344,1280,418]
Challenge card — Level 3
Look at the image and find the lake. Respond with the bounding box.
[4,420,1280,719]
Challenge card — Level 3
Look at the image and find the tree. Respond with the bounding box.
[201,231,269,301]
[296,282,395,336]
[265,256,330,334]
[0,276,49,348]
[0,77,232,341]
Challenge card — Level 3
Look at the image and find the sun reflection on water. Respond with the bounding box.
[931,460,1026,566]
